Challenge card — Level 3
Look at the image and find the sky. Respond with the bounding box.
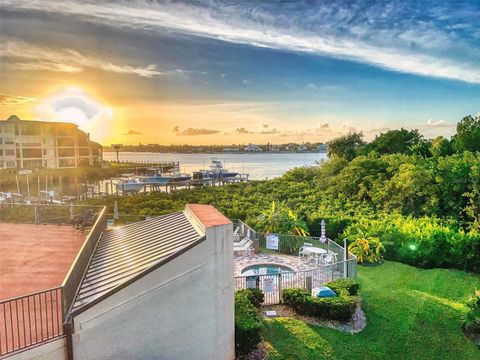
[1,0,479,145]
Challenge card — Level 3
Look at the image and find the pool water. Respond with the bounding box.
[241,264,294,276]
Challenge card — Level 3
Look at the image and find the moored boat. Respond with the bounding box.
[116,176,144,193]
[208,159,238,181]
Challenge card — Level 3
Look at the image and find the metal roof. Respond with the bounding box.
[71,211,203,313]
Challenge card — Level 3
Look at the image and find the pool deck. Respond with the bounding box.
[234,253,319,276]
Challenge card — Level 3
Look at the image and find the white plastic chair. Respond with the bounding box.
[233,227,241,242]
[299,242,313,257]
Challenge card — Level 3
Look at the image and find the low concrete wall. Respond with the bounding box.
[72,221,234,360]
[6,338,66,360]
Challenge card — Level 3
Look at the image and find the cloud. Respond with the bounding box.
[2,0,479,83]
[0,38,161,77]
[173,127,220,136]
[232,125,280,135]
[0,94,38,107]
[426,119,449,127]
[122,129,142,135]
[234,127,252,134]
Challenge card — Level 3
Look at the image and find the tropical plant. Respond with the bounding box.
[286,210,310,236]
[257,201,309,236]
[258,200,285,233]
[347,229,386,264]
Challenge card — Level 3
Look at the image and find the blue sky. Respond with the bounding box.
[1,0,479,144]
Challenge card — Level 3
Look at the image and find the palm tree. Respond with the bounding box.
[258,201,283,233]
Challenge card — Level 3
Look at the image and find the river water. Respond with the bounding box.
[103,152,327,180]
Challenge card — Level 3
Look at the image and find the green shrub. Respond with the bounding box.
[236,288,265,308]
[462,290,480,336]
[282,288,357,322]
[326,279,360,296]
[235,292,262,355]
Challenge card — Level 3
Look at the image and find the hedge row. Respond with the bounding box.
[235,289,263,355]
[326,279,359,296]
[283,287,357,322]
[236,288,265,308]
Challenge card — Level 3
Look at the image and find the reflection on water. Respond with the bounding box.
[103,152,327,180]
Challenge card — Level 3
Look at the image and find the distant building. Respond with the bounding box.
[0,115,102,169]
[297,144,308,152]
[222,147,240,153]
[316,143,328,152]
[244,143,263,152]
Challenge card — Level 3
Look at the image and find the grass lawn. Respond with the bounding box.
[263,261,480,359]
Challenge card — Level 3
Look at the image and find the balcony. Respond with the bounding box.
[0,204,106,357]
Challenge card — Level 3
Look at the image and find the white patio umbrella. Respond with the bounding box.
[320,219,327,243]
[113,200,119,220]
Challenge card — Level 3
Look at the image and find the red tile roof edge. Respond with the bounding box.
[185,204,231,229]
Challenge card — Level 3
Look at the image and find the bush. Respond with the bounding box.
[462,290,480,336]
[326,279,360,296]
[235,292,263,355]
[236,288,265,308]
[282,288,357,322]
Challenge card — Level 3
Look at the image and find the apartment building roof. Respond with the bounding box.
[71,211,204,313]
[1,114,80,127]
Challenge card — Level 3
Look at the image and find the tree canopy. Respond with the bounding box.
[327,132,364,160]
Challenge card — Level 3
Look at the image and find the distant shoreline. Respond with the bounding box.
[104,151,327,155]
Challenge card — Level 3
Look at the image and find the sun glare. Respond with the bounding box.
[35,87,114,142]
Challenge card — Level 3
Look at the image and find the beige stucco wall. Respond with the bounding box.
[71,220,234,360]
[6,338,66,360]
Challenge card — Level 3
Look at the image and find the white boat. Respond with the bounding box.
[138,168,172,185]
[116,177,144,193]
[139,167,192,186]
[208,159,239,181]
[190,170,213,186]
[165,172,192,186]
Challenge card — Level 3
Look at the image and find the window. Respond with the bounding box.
[59,158,76,167]
[2,125,14,134]
[4,137,14,145]
[78,136,89,146]
[5,149,15,156]
[21,136,42,147]
[6,161,16,168]
[23,159,43,168]
[22,148,42,158]
[57,137,75,147]
[20,124,41,136]
[58,148,75,157]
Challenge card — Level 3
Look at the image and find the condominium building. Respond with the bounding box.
[0,115,102,170]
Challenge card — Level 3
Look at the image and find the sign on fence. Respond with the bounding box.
[266,233,279,250]
[263,277,275,292]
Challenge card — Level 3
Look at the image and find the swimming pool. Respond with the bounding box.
[241,264,294,276]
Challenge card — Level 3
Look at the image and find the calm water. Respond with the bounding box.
[103,152,327,180]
